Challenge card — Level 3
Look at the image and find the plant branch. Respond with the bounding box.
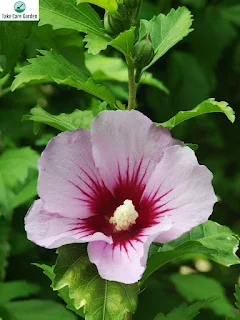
[127,61,137,111]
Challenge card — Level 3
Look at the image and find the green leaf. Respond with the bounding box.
[0,22,33,76]
[84,33,110,55]
[0,147,38,190]
[12,50,116,106]
[234,285,240,310]
[86,55,168,93]
[23,103,106,132]
[0,179,14,219]
[141,221,240,284]
[35,264,84,318]
[53,244,138,320]
[0,305,16,320]
[9,230,34,256]
[35,133,54,147]
[0,281,40,304]
[139,7,193,71]
[160,98,235,129]
[140,73,169,94]
[39,0,109,53]
[171,274,235,317]
[190,7,237,70]
[30,26,86,68]
[0,218,10,280]
[13,178,37,209]
[184,143,198,151]
[85,27,137,63]
[77,0,118,13]
[110,28,136,59]
[166,51,211,110]
[154,300,211,320]
[40,0,104,37]
[0,148,39,218]
[5,300,77,320]
[0,74,10,88]
[220,5,240,26]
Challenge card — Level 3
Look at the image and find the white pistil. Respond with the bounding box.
[109,199,139,231]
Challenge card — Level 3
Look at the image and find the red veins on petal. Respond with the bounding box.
[68,157,173,247]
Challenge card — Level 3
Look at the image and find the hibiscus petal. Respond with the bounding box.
[142,145,218,243]
[25,199,112,249]
[91,110,180,196]
[38,130,107,218]
[87,217,171,284]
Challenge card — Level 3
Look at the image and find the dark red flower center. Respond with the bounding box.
[69,159,172,245]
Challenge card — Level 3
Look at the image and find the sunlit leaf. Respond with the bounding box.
[39,0,104,36]
[171,274,235,317]
[77,0,118,13]
[160,98,235,129]
[12,50,116,106]
[139,7,193,71]
[142,221,240,284]
[53,244,138,320]
[35,263,84,318]
[39,0,109,53]
[110,28,136,59]
[23,102,106,132]
[84,27,136,56]
[84,33,110,55]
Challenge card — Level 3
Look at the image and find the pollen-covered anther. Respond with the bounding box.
[109,199,139,231]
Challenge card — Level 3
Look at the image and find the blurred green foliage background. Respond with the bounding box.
[0,0,239,319]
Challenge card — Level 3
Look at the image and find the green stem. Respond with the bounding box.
[136,0,143,22]
[127,62,137,111]
[125,312,132,320]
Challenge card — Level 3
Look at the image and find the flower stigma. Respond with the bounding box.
[109,199,139,231]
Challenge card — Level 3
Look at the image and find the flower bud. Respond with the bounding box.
[104,11,124,36]
[134,34,154,71]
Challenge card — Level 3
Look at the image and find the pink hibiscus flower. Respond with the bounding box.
[25,110,217,284]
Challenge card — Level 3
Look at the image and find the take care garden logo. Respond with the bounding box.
[14,1,26,13]
[0,0,39,21]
